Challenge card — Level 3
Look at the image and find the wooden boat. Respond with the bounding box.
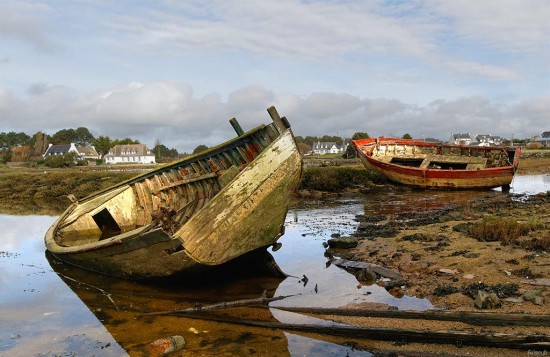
[45,106,302,280]
[353,137,521,189]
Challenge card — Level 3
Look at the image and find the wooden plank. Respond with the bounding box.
[178,314,550,349]
[274,307,550,327]
[150,172,217,193]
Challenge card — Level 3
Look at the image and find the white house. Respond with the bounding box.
[43,143,100,161]
[536,131,550,148]
[312,141,347,155]
[474,134,502,147]
[104,144,156,164]
[449,133,473,146]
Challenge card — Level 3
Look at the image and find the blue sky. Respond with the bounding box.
[1,0,549,152]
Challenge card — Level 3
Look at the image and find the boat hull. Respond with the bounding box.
[354,138,520,189]
[45,108,302,280]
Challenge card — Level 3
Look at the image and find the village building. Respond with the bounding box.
[474,134,502,147]
[104,144,156,164]
[43,143,100,161]
[312,140,348,155]
[449,133,473,146]
[535,131,550,148]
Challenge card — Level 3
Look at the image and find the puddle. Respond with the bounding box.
[0,174,548,355]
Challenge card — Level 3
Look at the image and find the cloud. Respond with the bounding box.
[1,82,547,152]
[426,0,550,53]
[0,1,58,52]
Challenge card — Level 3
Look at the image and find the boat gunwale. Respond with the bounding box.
[79,123,274,202]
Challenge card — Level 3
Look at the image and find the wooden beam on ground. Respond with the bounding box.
[273,306,550,327]
[177,313,550,350]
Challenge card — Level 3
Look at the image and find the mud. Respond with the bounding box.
[336,191,550,314]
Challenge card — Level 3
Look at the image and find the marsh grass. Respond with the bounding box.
[469,216,548,250]
[299,166,387,192]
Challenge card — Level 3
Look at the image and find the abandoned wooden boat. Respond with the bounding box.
[353,137,521,189]
[45,106,302,280]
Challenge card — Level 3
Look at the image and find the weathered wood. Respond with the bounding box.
[150,172,217,193]
[178,314,550,349]
[274,306,550,327]
[45,107,303,280]
[229,118,245,136]
[267,106,287,133]
[353,137,521,189]
[140,292,298,317]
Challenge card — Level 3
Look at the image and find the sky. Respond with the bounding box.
[1,0,549,153]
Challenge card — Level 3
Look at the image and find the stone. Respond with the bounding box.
[475,290,502,309]
[327,236,359,249]
[355,268,377,283]
[522,288,546,305]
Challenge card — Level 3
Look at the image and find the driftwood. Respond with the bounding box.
[273,306,550,327]
[178,313,550,350]
[139,292,298,317]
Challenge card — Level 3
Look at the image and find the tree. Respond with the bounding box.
[112,138,140,146]
[51,129,77,144]
[75,127,95,146]
[31,132,49,157]
[0,131,31,150]
[153,143,179,162]
[351,132,370,140]
[0,148,12,164]
[402,133,412,139]
[297,142,311,155]
[345,143,357,158]
[92,136,113,157]
[193,145,209,154]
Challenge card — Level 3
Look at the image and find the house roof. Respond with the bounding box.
[44,144,71,155]
[541,131,550,138]
[76,146,99,156]
[105,144,152,157]
[452,133,471,139]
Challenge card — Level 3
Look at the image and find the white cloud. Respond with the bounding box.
[1,82,547,152]
[426,0,550,53]
[0,1,58,52]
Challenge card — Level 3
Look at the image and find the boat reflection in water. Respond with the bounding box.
[45,249,294,356]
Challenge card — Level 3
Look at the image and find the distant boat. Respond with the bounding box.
[353,137,520,189]
[45,106,302,280]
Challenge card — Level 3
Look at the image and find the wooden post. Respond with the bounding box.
[229,118,245,136]
[267,106,288,133]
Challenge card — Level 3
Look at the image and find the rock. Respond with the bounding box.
[438,268,459,275]
[411,253,422,261]
[522,288,546,305]
[463,274,476,280]
[147,336,185,356]
[521,278,550,286]
[503,297,524,303]
[475,290,502,309]
[355,267,377,283]
[463,252,480,258]
[327,236,358,249]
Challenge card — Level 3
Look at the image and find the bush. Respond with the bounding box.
[468,216,546,248]
[44,152,78,168]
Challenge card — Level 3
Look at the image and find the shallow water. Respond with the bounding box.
[0,175,548,356]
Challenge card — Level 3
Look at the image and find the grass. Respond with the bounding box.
[468,216,548,251]
[299,165,386,192]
